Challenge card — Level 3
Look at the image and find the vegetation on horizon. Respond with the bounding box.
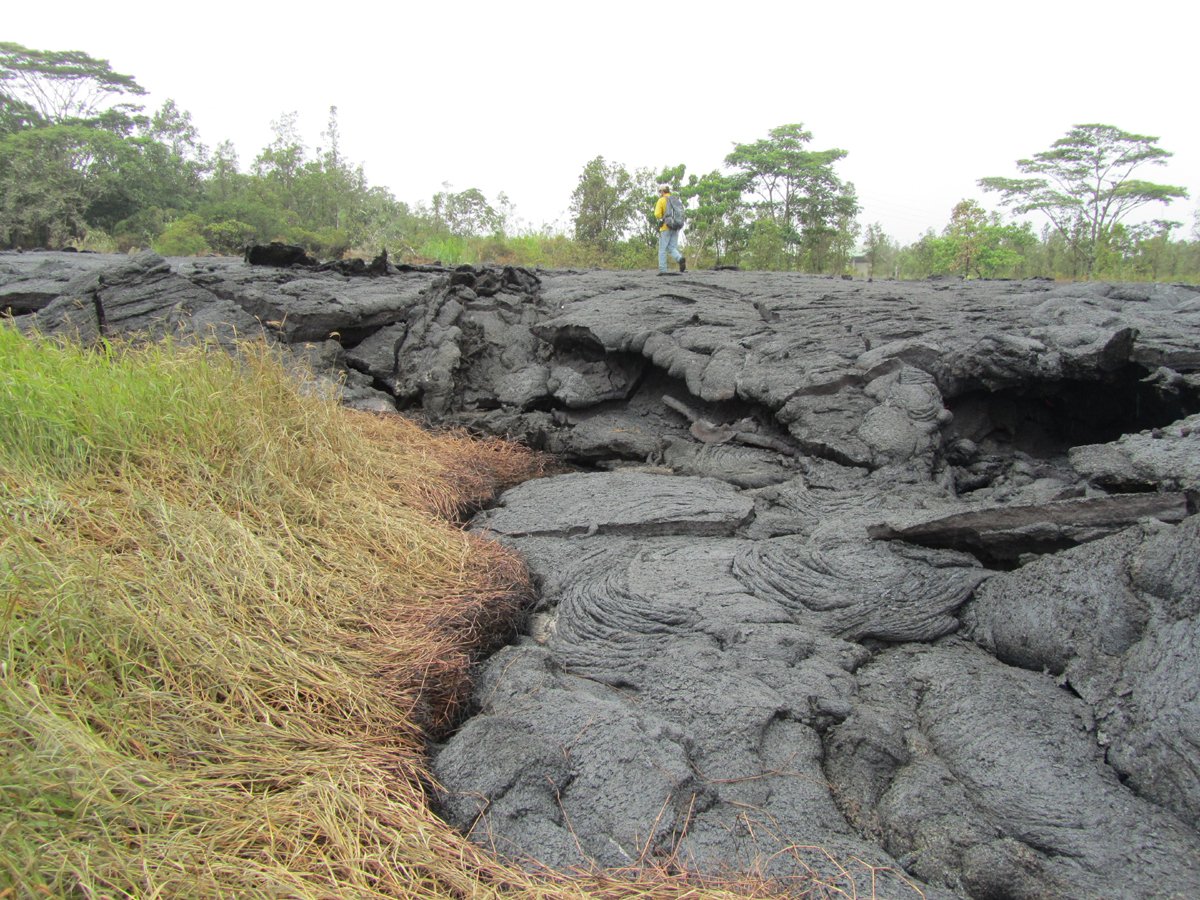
[0,40,1196,281]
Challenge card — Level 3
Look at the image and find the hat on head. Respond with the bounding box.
[658,183,671,192]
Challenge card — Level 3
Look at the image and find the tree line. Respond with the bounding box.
[2,41,1197,281]
[0,42,534,264]
[571,123,1197,281]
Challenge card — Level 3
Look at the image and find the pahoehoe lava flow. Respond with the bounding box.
[7,247,1200,899]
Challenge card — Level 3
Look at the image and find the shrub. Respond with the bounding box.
[152,213,210,256]
[202,218,256,255]
[113,206,167,252]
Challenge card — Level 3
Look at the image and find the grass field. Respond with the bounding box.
[0,326,896,899]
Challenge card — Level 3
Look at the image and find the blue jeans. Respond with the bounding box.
[658,229,682,272]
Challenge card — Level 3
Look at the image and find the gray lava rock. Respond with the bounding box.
[442,456,1200,897]
[662,440,797,488]
[963,514,1200,833]
[446,475,966,896]
[563,411,666,462]
[21,251,262,347]
[473,471,754,538]
[1070,413,1200,492]
[732,536,986,642]
[826,638,1200,900]
[0,253,113,313]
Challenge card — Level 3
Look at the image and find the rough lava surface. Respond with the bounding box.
[6,247,1200,899]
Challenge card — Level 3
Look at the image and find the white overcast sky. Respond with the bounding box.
[7,0,1198,246]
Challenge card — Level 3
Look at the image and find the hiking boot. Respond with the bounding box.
[679,257,687,273]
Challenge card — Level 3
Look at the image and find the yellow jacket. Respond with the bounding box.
[654,193,669,231]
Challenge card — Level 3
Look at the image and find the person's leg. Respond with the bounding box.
[658,230,670,272]
[666,230,683,267]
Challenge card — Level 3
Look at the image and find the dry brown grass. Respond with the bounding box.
[0,329,908,900]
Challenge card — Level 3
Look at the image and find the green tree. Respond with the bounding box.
[1187,212,1200,282]
[432,184,502,237]
[680,169,750,266]
[725,123,859,271]
[944,200,988,276]
[201,218,256,255]
[145,99,206,162]
[206,140,240,203]
[862,222,897,277]
[742,219,789,271]
[242,108,375,254]
[896,228,945,278]
[629,165,672,247]
[726,124,822,225]
[940,200,1029,278]
[997,220,1039,278]
[569,156,641,255]
[355,189,421,257]
[0,43,164,248]
[979,124,1188,278]
[895,201,1037,280]
[0,41,146,130]
[798,191,860,273]
[0,123,132,247]
[305,105,366,234]
[252,111,306,212]
[1101,219,1182,280]
[96,100,211,230]
[0,92,41,137]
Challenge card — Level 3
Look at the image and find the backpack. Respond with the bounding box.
[664,193,686,231]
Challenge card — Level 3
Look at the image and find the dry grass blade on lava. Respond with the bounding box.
[0,327,899,900]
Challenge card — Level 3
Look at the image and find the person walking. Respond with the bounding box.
[654,184,686,275]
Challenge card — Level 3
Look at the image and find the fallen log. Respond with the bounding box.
[868,493,1190,560]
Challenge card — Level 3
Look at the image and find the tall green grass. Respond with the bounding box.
[1,326,258,477]
[0,328,542,897]
[418,236,470,266]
